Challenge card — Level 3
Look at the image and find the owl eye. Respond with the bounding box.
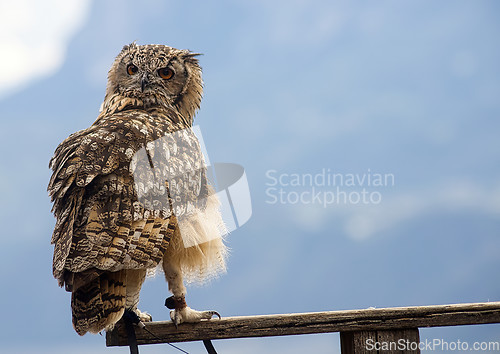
[127,64,138,75]
[158,67,174,80]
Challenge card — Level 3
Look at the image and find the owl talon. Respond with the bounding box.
[206,311,221,320]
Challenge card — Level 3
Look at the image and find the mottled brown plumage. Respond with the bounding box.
[48,43,226,335]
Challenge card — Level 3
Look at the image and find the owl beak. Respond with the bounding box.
[141,76,149,92]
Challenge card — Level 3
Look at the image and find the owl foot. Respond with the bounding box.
[134,308,152,323]
[123,307,153,325]
[170,307,221,327]
[165,295,220,327]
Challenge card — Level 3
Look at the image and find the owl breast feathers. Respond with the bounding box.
[48,43,227,335]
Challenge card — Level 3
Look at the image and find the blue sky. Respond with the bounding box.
[0,0,499,353]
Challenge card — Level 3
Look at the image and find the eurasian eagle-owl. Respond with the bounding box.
[48,43,227,335]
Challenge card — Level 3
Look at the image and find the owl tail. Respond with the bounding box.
[71,270,126,335]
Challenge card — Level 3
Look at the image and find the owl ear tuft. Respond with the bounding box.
[183,51,203,63]
[121,41,138,53]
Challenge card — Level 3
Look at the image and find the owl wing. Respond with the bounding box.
[48,110,209,289]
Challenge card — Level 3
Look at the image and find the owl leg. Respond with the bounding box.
[162,260,220,327]
[125,269,152,322]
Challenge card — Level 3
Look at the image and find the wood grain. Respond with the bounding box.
[341,329,420,354]
[106,301,500,346]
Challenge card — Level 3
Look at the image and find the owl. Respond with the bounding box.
[48,43,227,335]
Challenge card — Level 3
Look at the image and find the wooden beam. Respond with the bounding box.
[106,301,500,346]
[340,329,420,354]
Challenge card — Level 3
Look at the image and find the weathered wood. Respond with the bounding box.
[341,329,420,354]
[341,331,377,354]
[106,301,500,346]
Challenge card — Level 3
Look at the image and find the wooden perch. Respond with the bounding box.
[106,301,500,347]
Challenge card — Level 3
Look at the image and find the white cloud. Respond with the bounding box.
[344,180,500,241]
[288,179,500,241]
[0,0,91,98]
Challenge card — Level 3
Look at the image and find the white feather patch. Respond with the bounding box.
[168,191,228,284]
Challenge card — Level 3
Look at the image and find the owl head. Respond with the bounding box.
[103,43,203,122]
